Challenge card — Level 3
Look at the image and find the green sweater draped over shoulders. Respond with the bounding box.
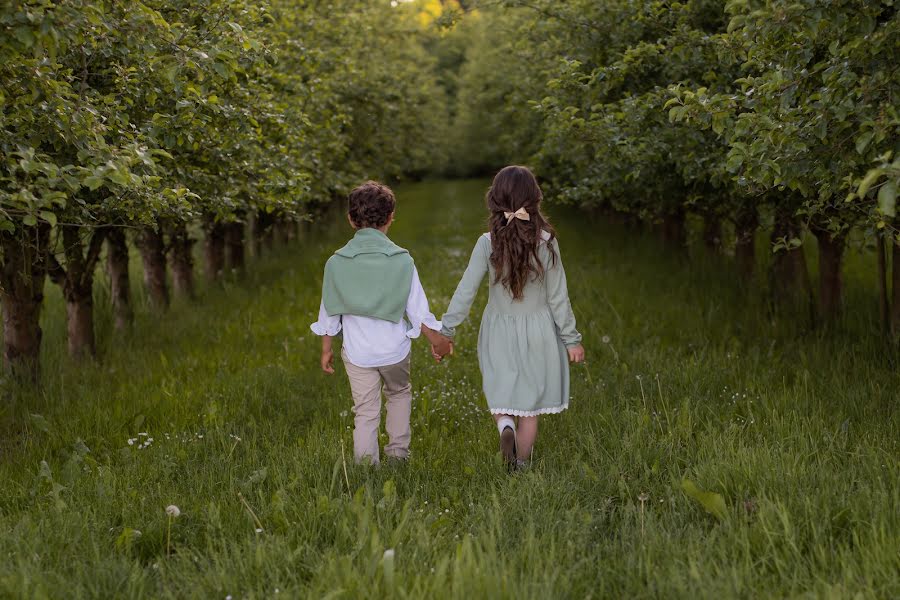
[322,228,414,323]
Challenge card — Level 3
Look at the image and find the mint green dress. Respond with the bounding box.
[441,233,582,416]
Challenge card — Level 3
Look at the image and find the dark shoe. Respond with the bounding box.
[499,427,517,471]
[385,455,409,467]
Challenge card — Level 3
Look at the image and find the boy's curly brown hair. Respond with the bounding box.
[348,181,396,229]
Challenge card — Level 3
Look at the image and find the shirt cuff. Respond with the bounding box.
[406,316,442,339]
[310,321,342,337]
[562,332,582,347]
[440,325,456,339]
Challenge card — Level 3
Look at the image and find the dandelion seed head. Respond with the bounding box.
[166,505,181,518]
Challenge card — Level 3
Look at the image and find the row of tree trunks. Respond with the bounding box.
[1,211,295,377]
[0,223,51,380]
[106,228,133,331]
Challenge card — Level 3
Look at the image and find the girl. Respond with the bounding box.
[438,165,584,470]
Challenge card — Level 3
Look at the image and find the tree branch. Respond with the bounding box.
[46,253,67,287]
[82,227,108,284]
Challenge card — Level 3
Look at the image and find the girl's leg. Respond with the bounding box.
[515,416,539,461]
[493,413,517,468]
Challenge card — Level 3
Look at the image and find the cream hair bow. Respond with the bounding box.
[503,207,530,225]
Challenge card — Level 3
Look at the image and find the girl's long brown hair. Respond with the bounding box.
[486,165,557,300]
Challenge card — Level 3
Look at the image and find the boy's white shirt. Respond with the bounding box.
[311,266,442,368]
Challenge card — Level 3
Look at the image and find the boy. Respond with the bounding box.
[311,181,451,465]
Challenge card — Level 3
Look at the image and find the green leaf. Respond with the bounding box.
[855,131,874,155]
[681,479,728,521]
[15,27,36,48]
[84,175,105,191]
[858,168,883,197]
[878,181,897,218]
[23,214,37,227]
[39,211,57,227]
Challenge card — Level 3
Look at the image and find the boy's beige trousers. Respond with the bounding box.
[342,350,412,464]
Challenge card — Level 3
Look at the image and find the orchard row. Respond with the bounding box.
[1,0,447,377]
[446,0,899,331]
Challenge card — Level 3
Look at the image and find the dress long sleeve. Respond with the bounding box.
[440,235,489,338]
[545,239,582,347]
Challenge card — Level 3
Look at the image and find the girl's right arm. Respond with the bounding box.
[440,235,489,339]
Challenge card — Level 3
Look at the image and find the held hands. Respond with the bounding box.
[567,344,585,364]
[421,325,453,363]
[430,337,454,362]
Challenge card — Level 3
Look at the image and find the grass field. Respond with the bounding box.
[1,179,898,598]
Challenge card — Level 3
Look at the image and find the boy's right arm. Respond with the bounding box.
[311,298,342,373]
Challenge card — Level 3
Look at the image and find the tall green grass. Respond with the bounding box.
[1,179,897,598]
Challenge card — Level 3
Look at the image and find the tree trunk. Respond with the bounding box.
[297,218,310,242]
[812,228,846,323]
[204,218,226,281]
[65,294,95,358]
[891,235,900,340]
[169,223,195,298]
[769,211,814,320]
[660,210,686,252]
[106,228,132,330]
[275,217,295,245]
[703,215,722,253]
[137,225,169,311]
[49,226,106,359]
[253,210,275,255]
[225,221,246,271]
[734,210,758,283]
[0,224,51,379]
[876,232,890,335]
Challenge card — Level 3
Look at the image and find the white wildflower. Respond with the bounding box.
[166,505,181,518]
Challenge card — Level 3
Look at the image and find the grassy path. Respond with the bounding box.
[1,179,898,598]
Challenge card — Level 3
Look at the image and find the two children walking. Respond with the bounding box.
[311,167,584,469]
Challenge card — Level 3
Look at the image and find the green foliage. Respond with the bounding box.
[447,0,899,239]
[0,0,451,368]
[1,0,447,243]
